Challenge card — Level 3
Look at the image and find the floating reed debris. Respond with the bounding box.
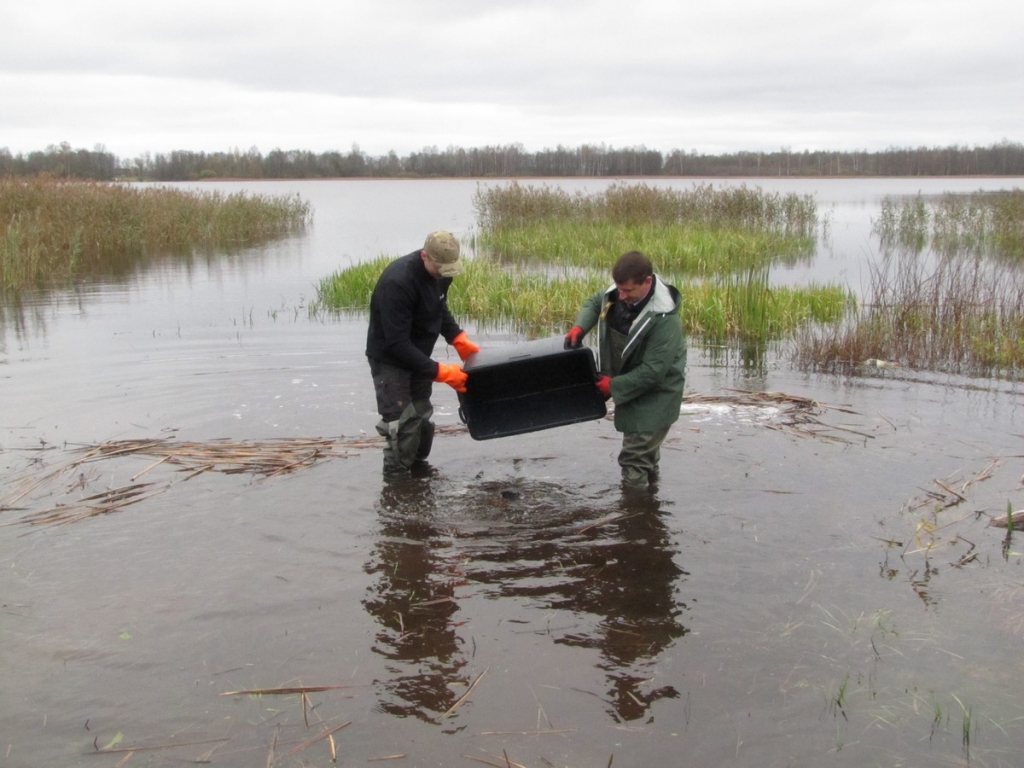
[89,737,230,755]
[1,431,450,527]
[988,509,1024,529]
[462,751,527,768]
[287,721,351,756]
[903,459,1002,512]
[683,389,868,443]
[16,481,168,527]
[438,666,489,721]
[219,685,363,696]
[3,394,860,527]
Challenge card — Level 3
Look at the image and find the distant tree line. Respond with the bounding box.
[2,140,1024,181]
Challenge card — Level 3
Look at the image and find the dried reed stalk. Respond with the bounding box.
[3,429,461,526]
[3,392,859,528]
[462,753,527,768]
[438,667,489,720]
[287,721,350,755]
[89,737,230,755]
[16,482,168,527]
[219,685,361,696]
[988,510,1024,529]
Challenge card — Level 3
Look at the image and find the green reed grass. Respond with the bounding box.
[313,255,607,336]
[875,189,1024,256]
[314,256,850,342]
[684,268,852,344]
[791,249,1024,376]
[472,220,811,276]
[315,182,844,345]
[475,181,818,233]
[1,177,312,290]
[473,181,817,271]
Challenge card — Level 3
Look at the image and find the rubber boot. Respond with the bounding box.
[412,400,435,462]
[377,402,431,477]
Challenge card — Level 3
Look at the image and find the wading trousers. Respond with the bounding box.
[618,424,671,487]
[369,359,435,477]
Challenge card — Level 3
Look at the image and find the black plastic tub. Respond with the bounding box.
[458,336,607,440]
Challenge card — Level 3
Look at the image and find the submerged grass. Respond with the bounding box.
[797,188,1024,378]
[875,189,1024,257]
[1,177,312,291]
[791,248,1024,377]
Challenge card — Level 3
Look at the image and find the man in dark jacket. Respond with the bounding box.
[366,231,480,477]
[565,251,686,488]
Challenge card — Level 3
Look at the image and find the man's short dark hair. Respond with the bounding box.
[612,251,653,284]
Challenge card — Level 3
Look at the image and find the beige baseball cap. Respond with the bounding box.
[423,231,462,277]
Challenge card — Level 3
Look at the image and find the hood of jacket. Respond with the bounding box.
[603,275,681,355]
[603,275,680,318]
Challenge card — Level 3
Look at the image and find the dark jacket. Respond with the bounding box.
[573,275,687,433]
[365,250,463,377]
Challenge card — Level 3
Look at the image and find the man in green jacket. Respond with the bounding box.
[565,251,686,488]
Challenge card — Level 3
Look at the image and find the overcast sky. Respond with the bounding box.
[2,0,1021,160]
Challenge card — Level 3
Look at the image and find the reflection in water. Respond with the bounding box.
[363,476,468,725]
[363,474,689,726]
[0,292,51,349]
[0,241,287,345]
[469,487,689,724]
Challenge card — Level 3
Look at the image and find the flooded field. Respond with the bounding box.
[3,178,1024,766]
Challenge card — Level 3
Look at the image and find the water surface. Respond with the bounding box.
[3,177,1024,767]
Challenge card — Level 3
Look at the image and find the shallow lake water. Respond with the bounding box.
[3,177,1024,767]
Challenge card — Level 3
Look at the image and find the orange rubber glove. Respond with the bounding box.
[596,374,612,400]
[435,362,469,393]
[564,325,585,350]
[451,331,480,361]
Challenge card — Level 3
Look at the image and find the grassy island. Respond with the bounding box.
[315,182,850,344]
[1,177,312,290]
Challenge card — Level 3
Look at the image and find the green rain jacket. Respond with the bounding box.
[573,275,687,433]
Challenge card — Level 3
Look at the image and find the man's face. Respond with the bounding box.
[615,276,652,304]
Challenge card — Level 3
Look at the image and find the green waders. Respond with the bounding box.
[618,425,670,487]
[375,401,435,477]
[607,328,669,487]
[369,359,436,478]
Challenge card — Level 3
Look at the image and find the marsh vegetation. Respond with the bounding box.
[874,189,1024,257]
[6,177,1024,767]
[795,190,1024,377]
[0,178,312,291]
[315,182,849,343]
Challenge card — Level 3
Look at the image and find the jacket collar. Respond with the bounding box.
[605,274,678,317]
